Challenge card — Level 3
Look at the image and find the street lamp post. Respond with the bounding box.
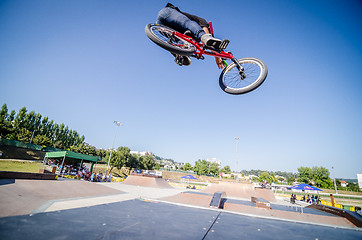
[332,166,338,194]
[106,121,123,176]
[29,129,36,144]
[235,137,239,173]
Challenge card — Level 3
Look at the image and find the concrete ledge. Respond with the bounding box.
[307,204,362,228]
[251,196,271,209]
[0,171,56,180]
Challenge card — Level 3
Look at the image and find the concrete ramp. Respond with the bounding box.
[202,182,276,202]
[122,175,172,188]
[0,179,122,217]
[254,188,276,202]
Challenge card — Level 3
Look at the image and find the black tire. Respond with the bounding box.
[219,58,268,95]
[145,23,195,56]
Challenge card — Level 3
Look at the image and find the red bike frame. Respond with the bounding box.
[168,22,244,74]
[173,31,234,60]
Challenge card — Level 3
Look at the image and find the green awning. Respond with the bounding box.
[45,151,100,163]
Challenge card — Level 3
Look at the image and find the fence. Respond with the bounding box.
[0,138,42,151]
[319,199,361,214]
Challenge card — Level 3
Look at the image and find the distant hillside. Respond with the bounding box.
[0,145,45,161]
[340,178,358,184]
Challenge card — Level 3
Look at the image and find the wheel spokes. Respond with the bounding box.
[223,62,262,89]
[152,26,192,50]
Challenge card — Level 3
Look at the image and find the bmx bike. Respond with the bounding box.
[145,23,268,95]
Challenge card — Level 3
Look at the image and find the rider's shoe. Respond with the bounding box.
[201,33,223,49]
[173,54,191,66]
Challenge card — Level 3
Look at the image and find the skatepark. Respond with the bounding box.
[1,174,361,240]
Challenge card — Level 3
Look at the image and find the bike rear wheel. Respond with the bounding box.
[219,58,268,95]
[145,24,195,56]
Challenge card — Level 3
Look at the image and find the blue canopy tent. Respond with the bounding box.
[291,183,322,191]
[181,175,198,180]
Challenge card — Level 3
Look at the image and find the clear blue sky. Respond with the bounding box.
[1,0,361,178]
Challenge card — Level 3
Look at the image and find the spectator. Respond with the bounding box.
[108,173,113,182]
[90,172,95,182]
[290,194,295,204]
[330,194,336,207]
[97,173,102,182]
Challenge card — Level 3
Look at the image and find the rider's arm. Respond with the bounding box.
[203,27,225,69]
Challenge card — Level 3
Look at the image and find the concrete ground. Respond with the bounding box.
[0,178,361,239]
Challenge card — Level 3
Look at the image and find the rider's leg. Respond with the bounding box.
[156,7,205,41]
[156,7,194,66]
[156,7,222,48]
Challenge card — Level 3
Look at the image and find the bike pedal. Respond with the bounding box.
[183,30,194,39]
[174,55,184,66]
[220,39,229,50]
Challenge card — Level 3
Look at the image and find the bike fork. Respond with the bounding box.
[231,57,246,80]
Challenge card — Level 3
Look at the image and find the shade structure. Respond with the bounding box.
[44,150,101,174]
[181,174,198,180]
[291,183,322,191]
[45,151,100,163]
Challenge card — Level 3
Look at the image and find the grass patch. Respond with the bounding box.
[0,160,42,173]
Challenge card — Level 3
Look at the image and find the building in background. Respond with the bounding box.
[207,158,221,166]
[357,174,362,190]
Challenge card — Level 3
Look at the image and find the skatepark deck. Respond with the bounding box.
[122,174,173,188]
[0,178,361,239]
[202,182,276,202]
[0,179,122,217]
[159,191,355,228]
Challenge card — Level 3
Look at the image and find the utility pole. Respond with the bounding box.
[106,121,123,176]
[234,137,239,173]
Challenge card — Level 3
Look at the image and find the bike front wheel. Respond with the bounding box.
[219,58,268,95]
[145,24,195,56]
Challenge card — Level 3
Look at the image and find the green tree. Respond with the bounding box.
[287,176,295,185]
[17,128,31,142]
[108,147,128,170]
[209,162,220,176]
[220,165,231,174]
[154,163,161,170]
[96,148,107,159]
[297,166,313,184]
[33,134,51,146]
[0,104,11,137]
[126,154,139,169]
[53,140,64,149]
[312,166,331,188]
[13,107,27,138]
[270,173,277,183]
[0,104,86,149]
[106,146,136,170]
[259,171,272,183]
[346,182,361,192]
[183,163,192,171]
[277,176,285,182]
[139,155,156,170]
[193,159,210,175]
[86,145,97,156]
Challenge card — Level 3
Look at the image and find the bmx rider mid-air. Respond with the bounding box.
[156,3,225,69]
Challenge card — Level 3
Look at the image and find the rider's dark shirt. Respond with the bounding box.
[166,3,210,31]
